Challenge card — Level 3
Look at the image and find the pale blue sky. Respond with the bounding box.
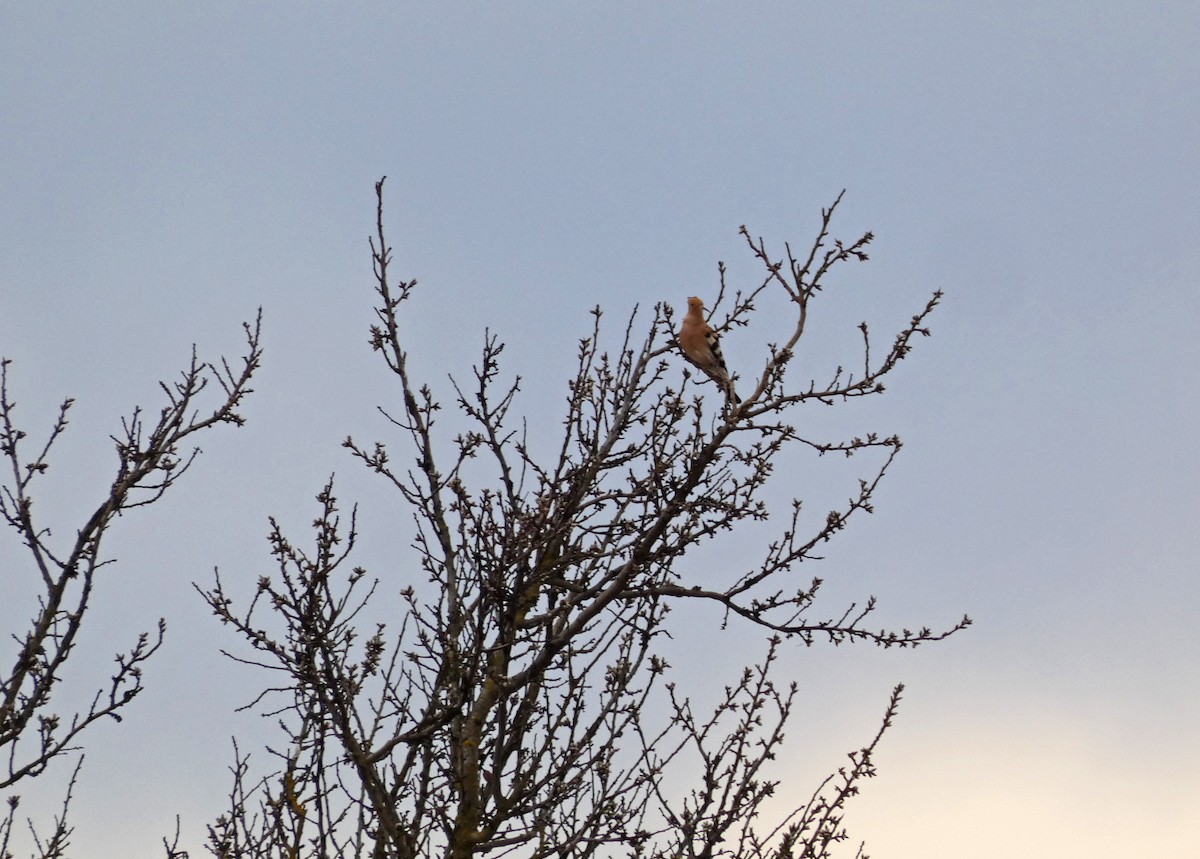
[2,3,1197,857]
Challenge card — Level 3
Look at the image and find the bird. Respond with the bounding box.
[678,296,740,408]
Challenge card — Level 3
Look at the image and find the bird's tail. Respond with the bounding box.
[724,378,741,408]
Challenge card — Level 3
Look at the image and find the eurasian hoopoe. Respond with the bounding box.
[678,296,740,407]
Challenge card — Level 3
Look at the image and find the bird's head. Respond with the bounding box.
[686,296,705,312]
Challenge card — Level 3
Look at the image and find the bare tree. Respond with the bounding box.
[200,179,969,859]
[0,317,262,859]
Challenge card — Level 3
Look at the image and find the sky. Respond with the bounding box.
[1,2,1197,857]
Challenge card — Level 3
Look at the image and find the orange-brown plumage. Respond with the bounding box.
[678,296,739,406]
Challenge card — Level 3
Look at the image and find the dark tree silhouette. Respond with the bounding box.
[197,180,968,859]
[1,317,262,859]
